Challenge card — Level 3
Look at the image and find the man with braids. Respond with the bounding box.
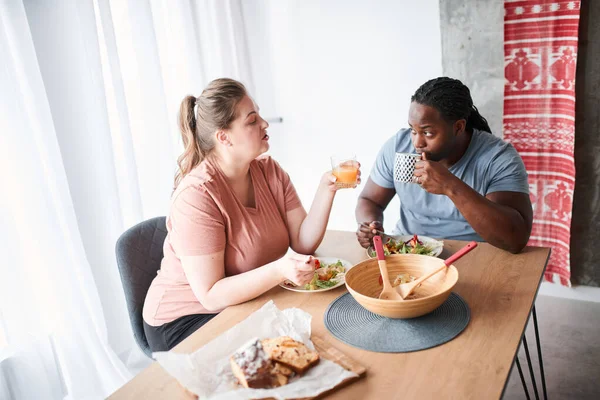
[356,77,532,253]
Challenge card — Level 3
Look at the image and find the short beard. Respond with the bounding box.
[424,131,455,161]
[423,149,450,162]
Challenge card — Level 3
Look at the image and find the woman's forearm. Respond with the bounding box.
[201,260,283,311]
[296,184,336,254]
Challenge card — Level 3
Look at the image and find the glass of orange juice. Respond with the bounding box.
[331,155,359,189]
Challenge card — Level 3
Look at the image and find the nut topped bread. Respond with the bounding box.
[261,336,320,374]
[230,336,319,389]
[269,361,295,387]
[229,338,277,389]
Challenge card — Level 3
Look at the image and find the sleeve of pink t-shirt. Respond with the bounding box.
[260,156,303,212]
[282,172,303,213]
[169,186,226,256]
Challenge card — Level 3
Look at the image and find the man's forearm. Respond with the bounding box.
[445,178,529,253]
[356,197,385,226]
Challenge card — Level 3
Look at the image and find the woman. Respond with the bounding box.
[142,78,360,352]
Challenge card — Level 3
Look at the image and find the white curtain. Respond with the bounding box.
[0,0,254,398]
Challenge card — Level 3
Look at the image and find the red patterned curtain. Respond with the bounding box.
[503,0,581,286]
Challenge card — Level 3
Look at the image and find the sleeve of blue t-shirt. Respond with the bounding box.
[369,135,397,189]
[485,143,530,194]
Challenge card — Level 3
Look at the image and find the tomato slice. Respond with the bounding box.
[314,259,321,269]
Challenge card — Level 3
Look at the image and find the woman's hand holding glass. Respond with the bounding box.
[326,157,362,191]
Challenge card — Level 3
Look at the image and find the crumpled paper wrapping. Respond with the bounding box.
[154,301,357,399]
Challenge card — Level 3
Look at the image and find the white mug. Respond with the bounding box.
[394,153,422,183]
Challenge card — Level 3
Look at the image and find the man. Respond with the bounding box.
[356,77,532,253]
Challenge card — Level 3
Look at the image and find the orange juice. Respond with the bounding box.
[333,164,358,188]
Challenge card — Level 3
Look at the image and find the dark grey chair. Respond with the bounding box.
[115,216,167,358]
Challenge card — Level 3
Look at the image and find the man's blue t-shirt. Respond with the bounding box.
[370,128,529,241]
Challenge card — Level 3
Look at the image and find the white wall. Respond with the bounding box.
[243,0,442,233]
[539,282,600,303]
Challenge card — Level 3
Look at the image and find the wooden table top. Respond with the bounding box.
[110,230,549,400]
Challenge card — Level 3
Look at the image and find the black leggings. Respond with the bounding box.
[144,313,218,352]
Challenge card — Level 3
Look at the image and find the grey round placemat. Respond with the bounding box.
[324,292,470,353]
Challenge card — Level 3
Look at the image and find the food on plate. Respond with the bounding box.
[284,259,346,290]
[230,336,319,389]
[369,234,440,257]
[385,234,434,255]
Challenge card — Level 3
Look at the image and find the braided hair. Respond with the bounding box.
[411,77,492,134]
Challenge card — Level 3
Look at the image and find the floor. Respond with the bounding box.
[503,295,600,399]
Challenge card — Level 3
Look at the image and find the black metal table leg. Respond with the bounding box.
[522,335,540,399]
[517,304,548,400]
[533,306,548,400]
[516,357,531,400]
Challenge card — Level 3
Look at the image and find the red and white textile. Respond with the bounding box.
[503,0,581,286]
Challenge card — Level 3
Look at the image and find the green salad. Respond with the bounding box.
[304,259,346,291]
[369,234,436,257]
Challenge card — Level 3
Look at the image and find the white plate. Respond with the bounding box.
[366,235,444,258]
[278,257,354,293]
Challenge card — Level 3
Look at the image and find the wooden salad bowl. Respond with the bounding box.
[344,254,459,319]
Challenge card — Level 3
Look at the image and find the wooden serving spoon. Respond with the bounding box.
[373,235,404,301]
[396,241,478,299]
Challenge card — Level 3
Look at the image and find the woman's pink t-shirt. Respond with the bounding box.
[142,156,303,326]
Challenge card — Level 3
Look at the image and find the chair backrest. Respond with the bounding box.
[115,216,167,358]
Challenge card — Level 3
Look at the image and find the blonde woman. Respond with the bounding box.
[142,78,360,351]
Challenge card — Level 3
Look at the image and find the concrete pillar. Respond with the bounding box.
[572,0,600,287]
[439,0,504,137]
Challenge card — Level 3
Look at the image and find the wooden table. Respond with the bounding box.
[110,231,550,400]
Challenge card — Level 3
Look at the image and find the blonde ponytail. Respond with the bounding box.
[175,96,202,188]
[174,78,247,189]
